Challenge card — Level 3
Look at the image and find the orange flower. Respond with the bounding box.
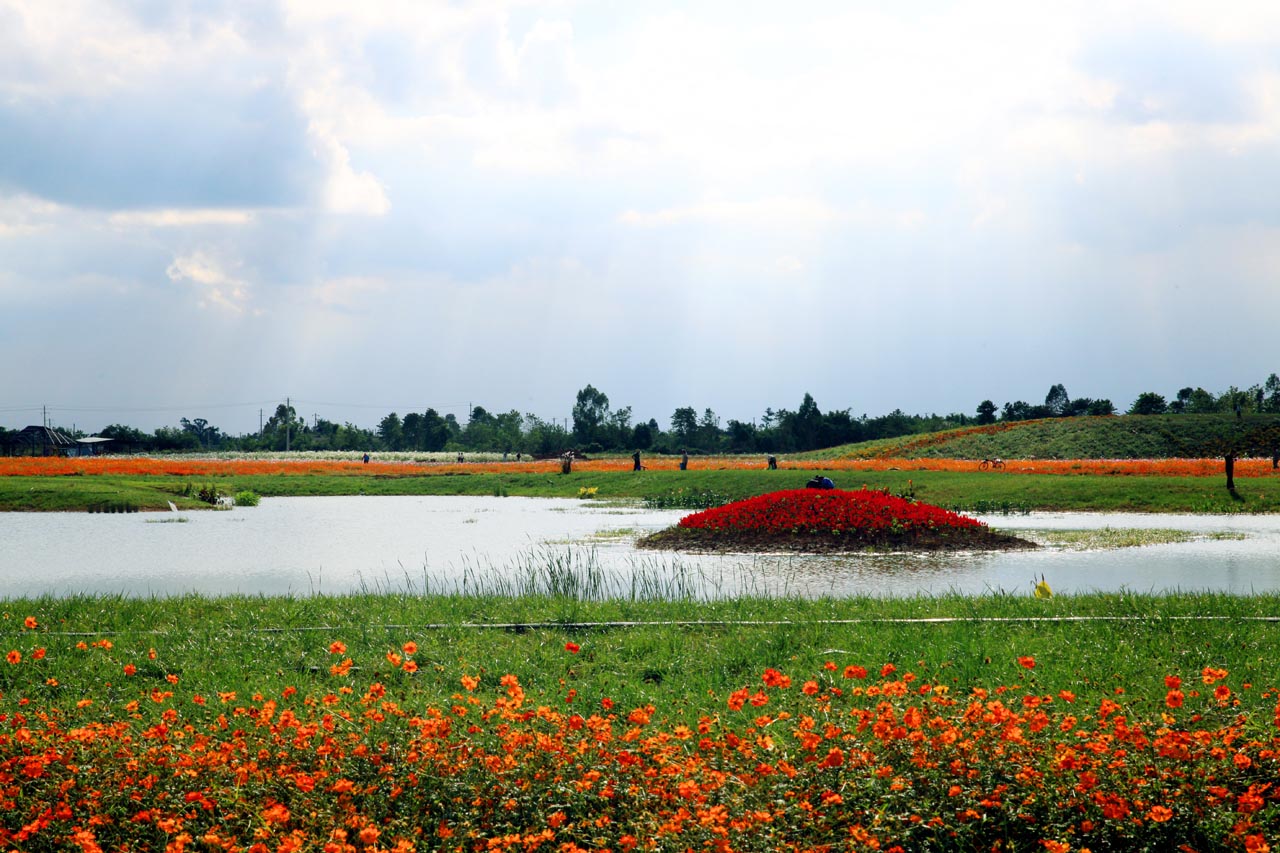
[1018,656,1036,669]
[1148,805,1173,822]
[328,641,347,655]
[401,641,417,655]
[460,674,480,691]
[1165,690,1184,708]
[123,664,137,676]
[23,616,37,629]
[261,802,290,824]
[844,665,868,680]
[1202,667,1228,685]
[6,650,20,665]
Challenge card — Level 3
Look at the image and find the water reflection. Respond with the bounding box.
[1,498,1278,598]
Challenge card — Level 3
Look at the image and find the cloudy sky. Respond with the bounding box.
[2,1,1279,435]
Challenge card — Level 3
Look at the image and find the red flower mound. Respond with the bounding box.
[640,489,1033,553]
[678,489,985,535]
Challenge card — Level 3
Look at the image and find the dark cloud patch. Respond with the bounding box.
[0,82,320,209]
[1080,27,1251,123]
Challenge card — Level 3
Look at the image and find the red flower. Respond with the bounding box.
[1018,656,1036,669]
[565,642,580,654]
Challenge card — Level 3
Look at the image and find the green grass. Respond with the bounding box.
[4,591,1279,725]
[4,467,1279,513]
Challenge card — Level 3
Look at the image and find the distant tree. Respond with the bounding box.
[261,403,302,451]
[1002,401,1032,421]
[606,406,633,450]
[725,419,757,452]
[524,414,569,457]
[153,426,199,451]
[1045,384,1070,417]
[1128,392,1168,415]
[401,412,425,450]
[670,407,698,447]
[697,408,721,451]
[378,413,403,450]
[99,423,150,451]
[631,421,655,450]
[572,385,610,446]
[975,400,998,425]
[1087,399,1116,416]
[179,417,222,449]
[788,393,823,450]
[1169,387,1193,414]
[1266,374,1280,413]
[1184,388,1219,414]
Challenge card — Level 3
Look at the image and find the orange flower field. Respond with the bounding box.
[1,455,1277,479]
[2,635,1278,852]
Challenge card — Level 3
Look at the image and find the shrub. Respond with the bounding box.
[233,490,261,507]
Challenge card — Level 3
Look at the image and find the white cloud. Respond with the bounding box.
[108,209,255,228]
[309,122,391,216]
[165,251,253,314]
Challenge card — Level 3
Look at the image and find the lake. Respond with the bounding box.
[2,496,1279,598]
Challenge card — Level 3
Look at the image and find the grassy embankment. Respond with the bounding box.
[811,413,1280,461]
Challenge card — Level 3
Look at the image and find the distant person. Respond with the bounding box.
[806,474,835,489]
[679,449,688,471]
[767,455,777,470]
[502,450,508,462]
[362,452,370,464]
[517,451,522,462]
[633,450,642,471]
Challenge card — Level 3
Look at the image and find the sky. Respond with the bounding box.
[2,0,1279,436]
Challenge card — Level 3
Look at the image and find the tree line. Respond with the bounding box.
[6,373,1278,455]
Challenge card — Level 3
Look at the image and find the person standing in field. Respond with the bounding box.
[767,455,777,469]
[633,451,642,471]
[679,449,688,470]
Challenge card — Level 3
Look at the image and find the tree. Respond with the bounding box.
[1128,392,1168,415]
[377,413,403,450]
[572,385,610,447]
[975,400,998,425]
[1087,399,1116,416]
[1265,374,1280,413]
[670,407,698,447]
[262,403,302,451]
[631,421,655,449]
[790,393,823,450]
[179,417,222,448]
[1045,384,1070,417]
[697,408,721,451]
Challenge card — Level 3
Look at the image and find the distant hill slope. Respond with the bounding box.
[808,415,1280,460]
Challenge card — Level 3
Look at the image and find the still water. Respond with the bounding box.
[1,496,1278,598]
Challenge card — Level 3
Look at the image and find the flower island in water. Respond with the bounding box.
[638,488,1037,553]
